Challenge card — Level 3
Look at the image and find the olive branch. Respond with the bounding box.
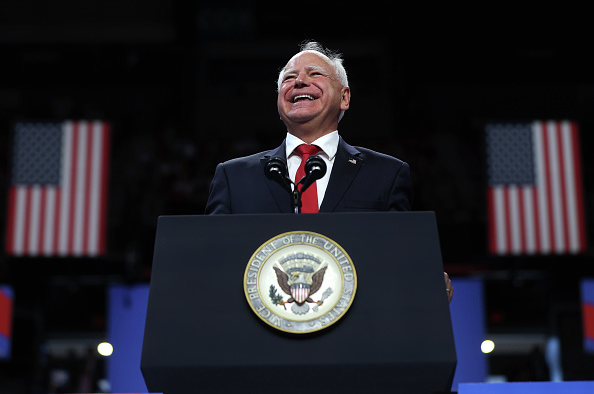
[269,285,285,309]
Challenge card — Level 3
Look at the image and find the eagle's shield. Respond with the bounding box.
[291,283,310,304]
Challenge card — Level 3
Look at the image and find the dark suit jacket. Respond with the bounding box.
[205,137,413,214]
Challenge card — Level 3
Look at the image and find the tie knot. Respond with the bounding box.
[295,144,321,158]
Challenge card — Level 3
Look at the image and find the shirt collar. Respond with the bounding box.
[286,131,339,160]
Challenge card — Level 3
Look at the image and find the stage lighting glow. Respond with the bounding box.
[97,342,113,357]
[481,340,495,354]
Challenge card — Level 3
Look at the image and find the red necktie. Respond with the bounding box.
[295,144,322,213]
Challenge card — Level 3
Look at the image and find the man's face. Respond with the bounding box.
[277,51,349,132]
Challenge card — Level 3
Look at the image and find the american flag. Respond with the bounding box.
[486,121,586,255]
[5,121,110,257]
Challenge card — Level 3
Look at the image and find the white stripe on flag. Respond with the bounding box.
[533,121,550,254]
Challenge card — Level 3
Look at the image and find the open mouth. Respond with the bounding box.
[293,94,315,103]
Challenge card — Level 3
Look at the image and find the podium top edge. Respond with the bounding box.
[157,211,437,220]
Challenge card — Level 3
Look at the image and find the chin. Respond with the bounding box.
[286,109,320,123]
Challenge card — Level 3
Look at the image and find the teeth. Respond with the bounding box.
[293,95,315,102]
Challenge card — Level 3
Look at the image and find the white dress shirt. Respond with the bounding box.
[285,131,339,209]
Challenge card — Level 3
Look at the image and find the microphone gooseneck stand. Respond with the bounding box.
[265,155,327,214]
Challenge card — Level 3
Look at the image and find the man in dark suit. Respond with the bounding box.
[205,138,412,214]
[205,41,452,300]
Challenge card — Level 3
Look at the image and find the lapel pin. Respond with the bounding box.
[348,158,357,165]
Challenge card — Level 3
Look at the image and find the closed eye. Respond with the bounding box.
[306,65,328,77]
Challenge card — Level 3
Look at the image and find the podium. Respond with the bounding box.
[141,212,456,393]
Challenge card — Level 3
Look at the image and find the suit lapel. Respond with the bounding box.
[320,138,362,212]
[260,141,292,213]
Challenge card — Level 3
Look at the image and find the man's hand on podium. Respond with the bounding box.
[444,272,454,303]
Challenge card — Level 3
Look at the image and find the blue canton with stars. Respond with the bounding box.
[485,123,535,186]
[11,123,62,185]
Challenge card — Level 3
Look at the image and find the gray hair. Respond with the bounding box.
[277,41,349,91]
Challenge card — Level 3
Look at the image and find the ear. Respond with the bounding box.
[340,87,351,111]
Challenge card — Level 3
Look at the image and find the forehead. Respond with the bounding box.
[283,51,334,73]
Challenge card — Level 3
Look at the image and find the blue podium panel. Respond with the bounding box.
[459,381,594,394]
[107,285,150,392]
[449,278,487,391]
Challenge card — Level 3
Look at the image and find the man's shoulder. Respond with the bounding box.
[350,145,408,166]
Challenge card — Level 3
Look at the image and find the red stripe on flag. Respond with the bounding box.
[0,290,13,338]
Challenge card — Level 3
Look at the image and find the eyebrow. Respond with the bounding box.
[305,65,328,74]
[282,65,329,78]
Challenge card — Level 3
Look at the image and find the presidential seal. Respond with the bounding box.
[244,231,357,334]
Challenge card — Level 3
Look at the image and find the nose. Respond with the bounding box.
[294,71,309,87]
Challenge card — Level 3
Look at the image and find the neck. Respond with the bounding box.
[286,123,337,144]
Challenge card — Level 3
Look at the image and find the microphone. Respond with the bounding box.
[265,156,292,193]
[299,155,327,193]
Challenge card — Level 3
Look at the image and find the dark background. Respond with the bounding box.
[0,1,593,392]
